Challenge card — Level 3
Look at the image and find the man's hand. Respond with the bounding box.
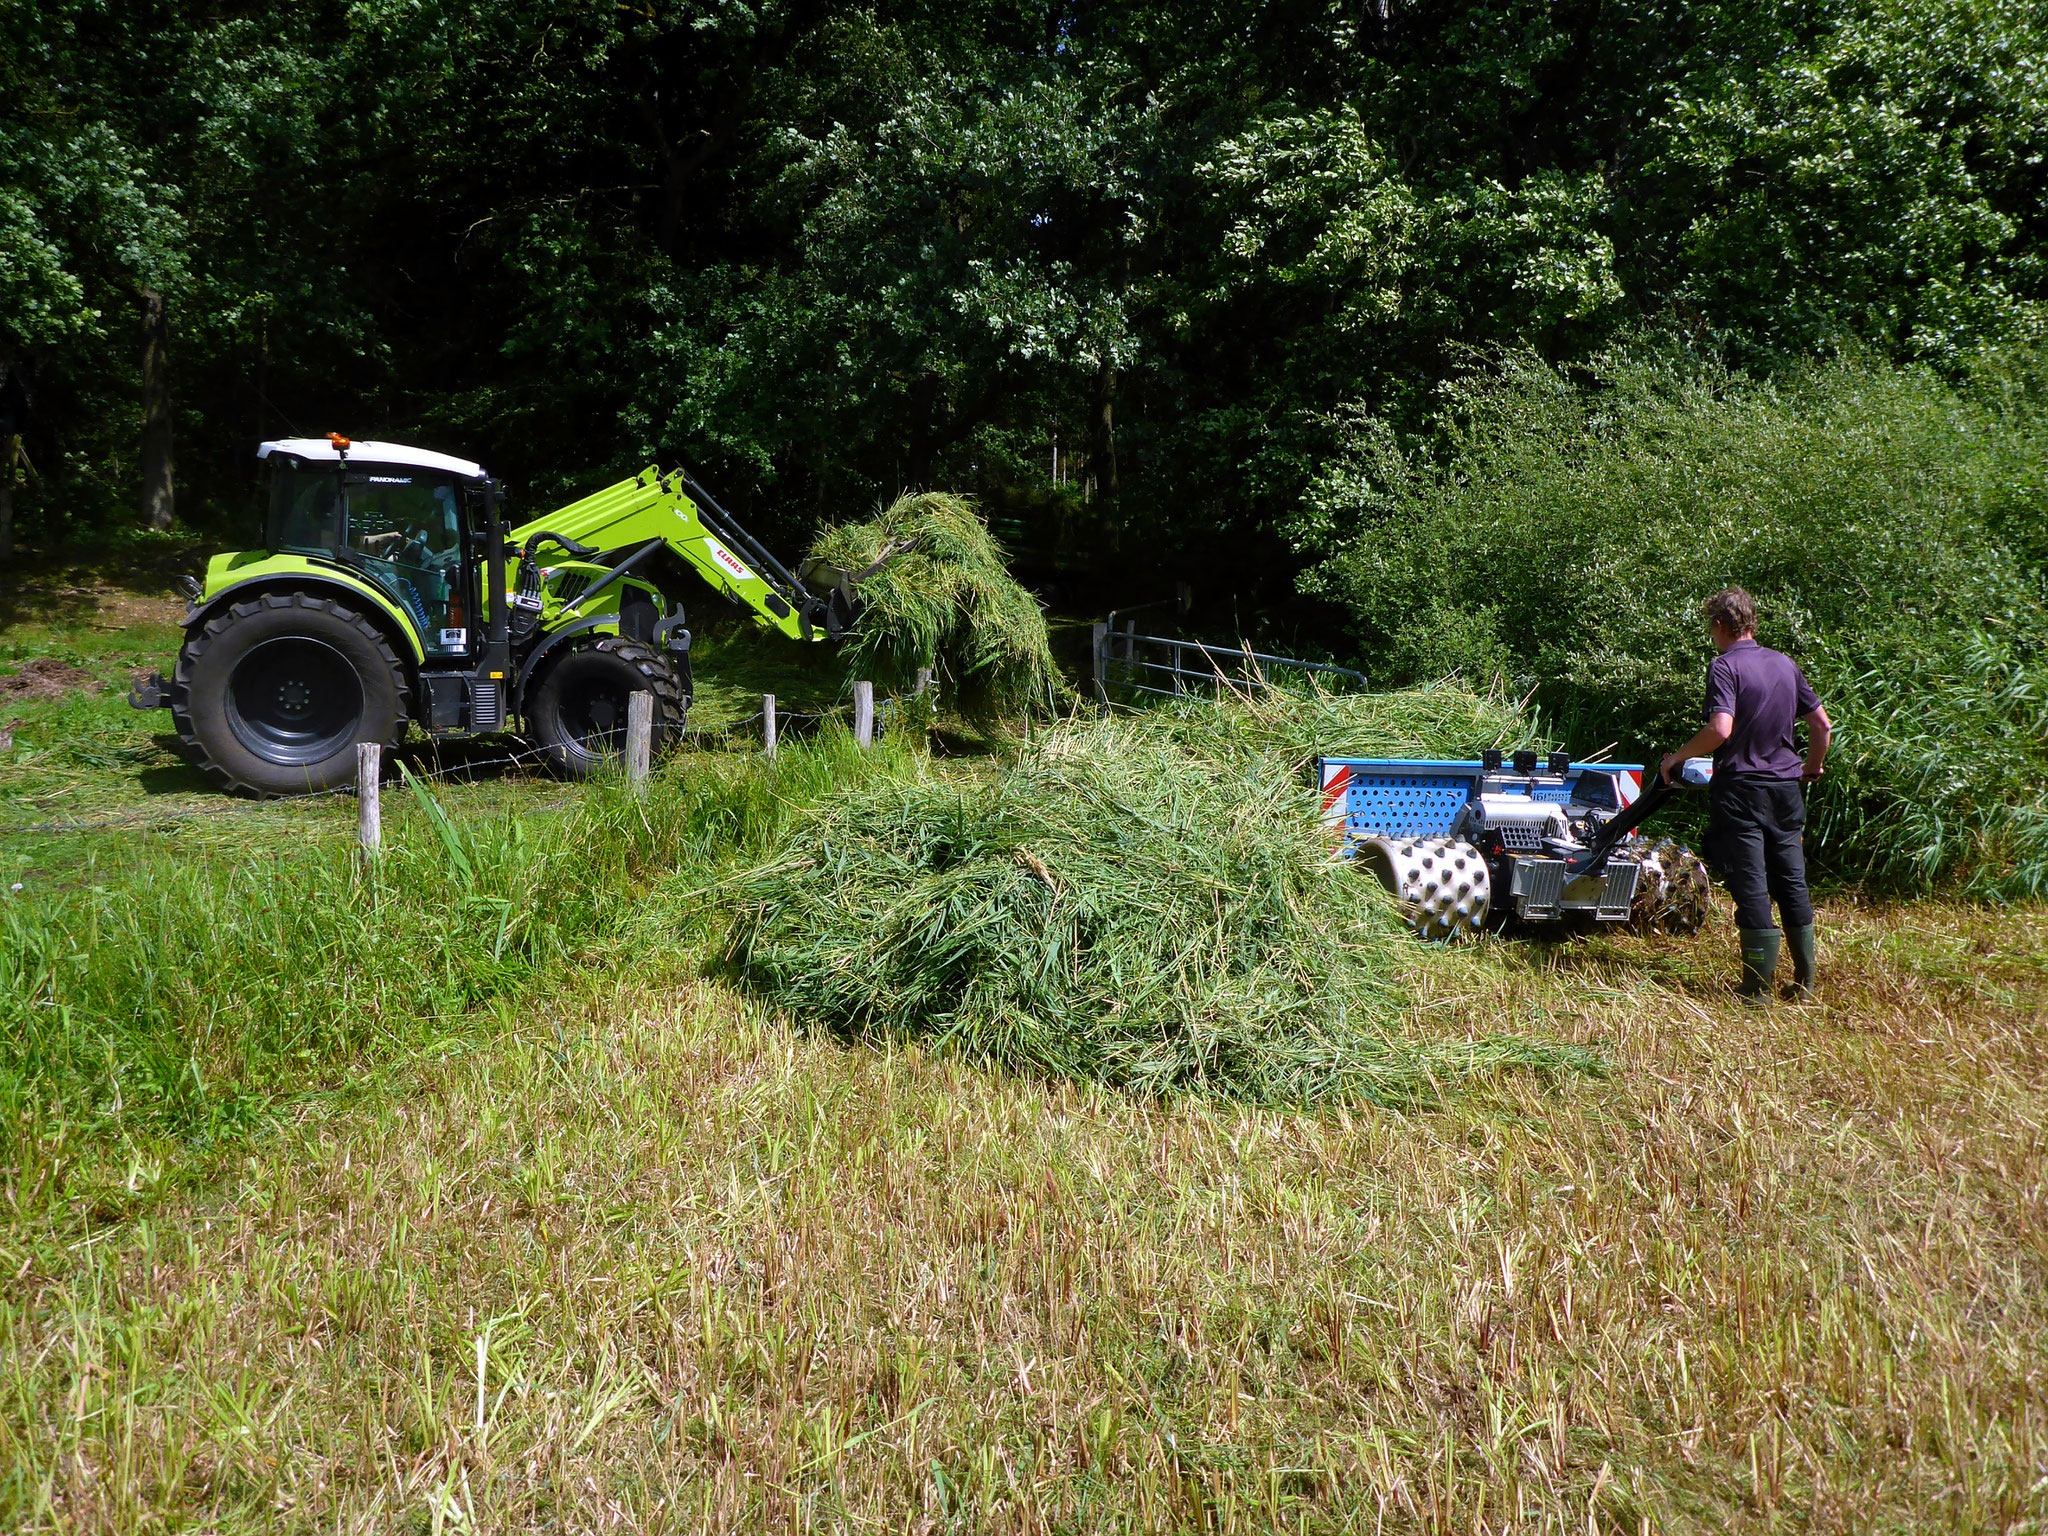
[1799,706,1831,784]
[1662,714,1731,783]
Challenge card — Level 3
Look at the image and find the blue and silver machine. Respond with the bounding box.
[1315,750,1711,940]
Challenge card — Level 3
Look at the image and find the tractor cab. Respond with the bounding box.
[258,437,491,660]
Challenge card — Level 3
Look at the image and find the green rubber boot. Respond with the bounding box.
[1737,928,1781,1001]
[1782,924,1817,1001]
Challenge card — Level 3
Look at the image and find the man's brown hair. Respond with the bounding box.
[1704,587,1757,636]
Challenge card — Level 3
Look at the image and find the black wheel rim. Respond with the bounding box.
[561,681,632,756]
[225,637,366,765]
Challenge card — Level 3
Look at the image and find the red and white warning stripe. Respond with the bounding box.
[1319,762,1351,824]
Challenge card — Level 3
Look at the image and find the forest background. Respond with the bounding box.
[5,0,2048,890]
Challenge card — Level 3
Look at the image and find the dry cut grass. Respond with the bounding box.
[2,899,2045,1532]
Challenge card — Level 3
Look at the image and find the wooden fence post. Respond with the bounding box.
[763,693,778,759]
[625,690,652,792]
[356,741,381,856]
[1091,621,1107,703]
[853,680,875,748]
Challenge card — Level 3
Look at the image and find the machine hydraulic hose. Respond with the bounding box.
[1563,758,1713,879]
[677,470,814,612]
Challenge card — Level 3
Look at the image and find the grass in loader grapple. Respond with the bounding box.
[724,685,1600,1105]
[806,491,1065,723]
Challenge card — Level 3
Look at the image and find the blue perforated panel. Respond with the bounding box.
[1342,773,1473,839]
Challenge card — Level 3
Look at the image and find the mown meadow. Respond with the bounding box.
[3,566,2045,1532]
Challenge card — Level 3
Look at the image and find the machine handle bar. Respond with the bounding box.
[1563,760,1712,879]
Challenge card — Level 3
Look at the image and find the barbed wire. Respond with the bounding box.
[0,744,554,836]
[0,697,876,837]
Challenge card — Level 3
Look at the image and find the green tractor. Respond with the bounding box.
[131,435,897,795]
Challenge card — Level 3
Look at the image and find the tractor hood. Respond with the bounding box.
[258,437,488,481]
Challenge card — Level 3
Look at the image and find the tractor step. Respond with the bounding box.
[128,671,171,710]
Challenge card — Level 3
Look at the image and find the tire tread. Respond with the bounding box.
[170,591,410,797]
[528,635,687,777]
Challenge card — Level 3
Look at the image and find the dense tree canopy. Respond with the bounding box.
[5,0,2045,611]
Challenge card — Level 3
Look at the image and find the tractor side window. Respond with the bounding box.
[342,468,471,656]
[268,462,344,555]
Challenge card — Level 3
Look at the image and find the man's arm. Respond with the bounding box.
[1660,713,1731,783]
[1799,705,1831,781]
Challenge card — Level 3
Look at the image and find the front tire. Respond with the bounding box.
[1627,838,1712,935]
[527,636,686,778]
[171,592,410,797]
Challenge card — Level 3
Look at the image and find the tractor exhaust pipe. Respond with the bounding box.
[479,480,511,730]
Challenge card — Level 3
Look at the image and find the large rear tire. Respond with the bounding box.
[526,636,686,778]
[171,592,410,797]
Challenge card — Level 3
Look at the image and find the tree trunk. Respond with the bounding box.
[254,313,268,446]
[1091,356,1120,550]
[1090,359,1119,500]
[140,287,175,531]
[907,381,999,491]
[905,373,939,488]
[0,434,15,561]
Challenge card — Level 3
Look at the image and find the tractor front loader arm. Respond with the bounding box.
[509,469,825,642]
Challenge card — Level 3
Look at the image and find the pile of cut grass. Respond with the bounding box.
[806,491,1063,721]
[725,687,1597,1105]
[1139,673,1541,775]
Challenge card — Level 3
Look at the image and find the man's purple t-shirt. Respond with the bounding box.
[1703,639,1820,779]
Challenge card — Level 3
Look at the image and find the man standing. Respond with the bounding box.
[1660,589,1832,1000]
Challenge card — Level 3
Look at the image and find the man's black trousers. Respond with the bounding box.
[1706,776,1813,931]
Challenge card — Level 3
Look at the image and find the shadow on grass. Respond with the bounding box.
[1488,921,1735,999]
[0,540,215,630]
[929,726,1007,757]
[136,750,215,796]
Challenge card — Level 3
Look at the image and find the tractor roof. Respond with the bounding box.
[258,438,487,481]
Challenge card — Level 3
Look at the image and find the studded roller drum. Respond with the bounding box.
[1626,837,1712,935]
[1358,835,1491,941]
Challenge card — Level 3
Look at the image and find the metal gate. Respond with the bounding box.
[1092,619,1367,702]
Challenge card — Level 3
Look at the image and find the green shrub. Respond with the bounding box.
[1300,344,2048,896]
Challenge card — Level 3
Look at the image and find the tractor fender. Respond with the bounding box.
[183,570,428,664]
[515,615,618,707]
[514,572,667,703]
